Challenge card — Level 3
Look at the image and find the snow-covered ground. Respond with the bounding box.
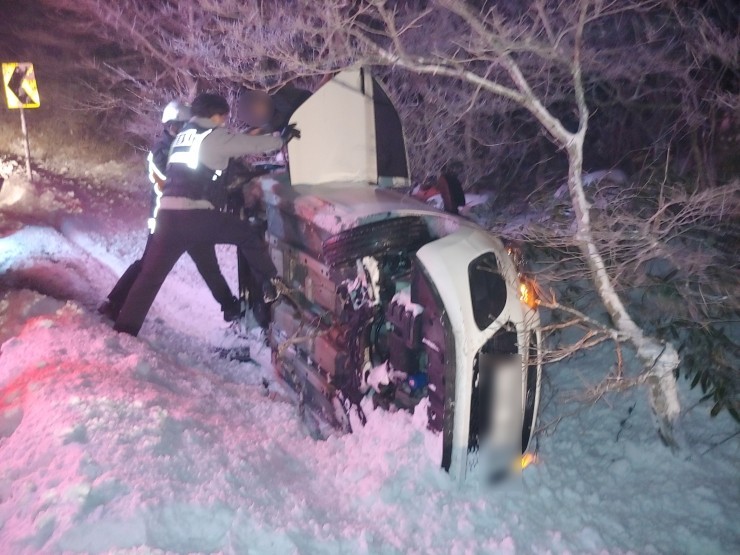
[1,157,738,554]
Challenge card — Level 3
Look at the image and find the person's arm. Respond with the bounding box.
[213,128,283,158]
[199,128,283,171]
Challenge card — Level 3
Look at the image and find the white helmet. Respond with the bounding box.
[161,100,191,124]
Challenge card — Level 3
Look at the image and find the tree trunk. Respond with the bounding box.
[566,139,682,447]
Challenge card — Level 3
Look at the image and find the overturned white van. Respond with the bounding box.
[254,69,542,481]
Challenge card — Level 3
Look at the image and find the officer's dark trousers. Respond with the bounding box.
[105,234,232,321]
[114,208,277,336]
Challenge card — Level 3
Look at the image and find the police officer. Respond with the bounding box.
[147,100,192,232]
[100,100,242,323]
[113,93,288,337]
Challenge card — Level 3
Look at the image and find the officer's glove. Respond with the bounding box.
[280,124,301,144]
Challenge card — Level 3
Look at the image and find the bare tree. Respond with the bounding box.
[35,1,736,182]
[506,176,740,415]
[34,1,321,138]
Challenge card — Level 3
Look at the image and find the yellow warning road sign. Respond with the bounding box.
[2,62,40,109]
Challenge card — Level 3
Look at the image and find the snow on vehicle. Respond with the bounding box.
[253,69,542,480]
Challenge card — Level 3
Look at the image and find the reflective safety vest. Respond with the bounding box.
[164,122,224,204]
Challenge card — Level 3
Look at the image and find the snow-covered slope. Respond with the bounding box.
[1,159,738,554]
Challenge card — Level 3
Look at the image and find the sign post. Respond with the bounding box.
[2,62,41,181]
[19,107,32,180]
